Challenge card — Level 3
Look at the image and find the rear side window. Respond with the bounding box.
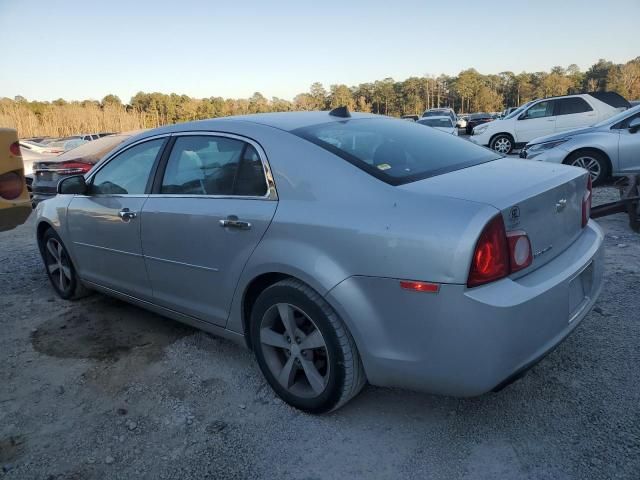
[555,98,593,115]
[160,136,267,196]
[292,118,499,185]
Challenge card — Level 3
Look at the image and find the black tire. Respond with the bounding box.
[40,228,91,300]
[489,134,514,155]
[564,150,609,186]
[250,278,366,413]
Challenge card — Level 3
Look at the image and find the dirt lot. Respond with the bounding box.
[1,187,639,480]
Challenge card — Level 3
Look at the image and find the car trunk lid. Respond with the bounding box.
[400,158,589,273]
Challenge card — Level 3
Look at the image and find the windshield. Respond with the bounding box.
[593,104,640,127]
[292,118,499,185]
[417,118,453,128]
[504,101,533,120]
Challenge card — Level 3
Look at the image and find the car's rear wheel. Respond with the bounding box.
[490,134,514,154]
[565,150,608,186]
[41,229,90,300]
[250,279,366,413]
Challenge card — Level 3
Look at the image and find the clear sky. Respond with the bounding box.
[1,0,638,103]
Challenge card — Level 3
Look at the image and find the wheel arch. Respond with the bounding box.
[36,220,55,252]
[241,271,292,349]
[563,147,612,176]
[489,132,515,145]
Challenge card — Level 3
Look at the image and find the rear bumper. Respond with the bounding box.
[0,201,32,232]
[326,221,604,396]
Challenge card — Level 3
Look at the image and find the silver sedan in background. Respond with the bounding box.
[520,104,640,185]
[35,110,603,413]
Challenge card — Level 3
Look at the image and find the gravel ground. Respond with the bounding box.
[1,187,639,480]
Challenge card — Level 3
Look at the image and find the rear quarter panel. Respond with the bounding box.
[224,123,498,333]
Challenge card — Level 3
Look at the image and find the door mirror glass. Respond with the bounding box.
[629,117,640,133]
[57,175,87,195]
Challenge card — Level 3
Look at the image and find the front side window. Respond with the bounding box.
[90,139,164,195]
[293,118,499,185]
[555,98,593,116]
[522,101,554,119]
[160,136,267,196]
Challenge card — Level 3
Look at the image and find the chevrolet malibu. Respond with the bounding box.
[35,110,604,413]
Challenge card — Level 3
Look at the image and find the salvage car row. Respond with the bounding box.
[1,99,637,412]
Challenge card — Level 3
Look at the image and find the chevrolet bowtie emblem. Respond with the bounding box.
[555,199,567,212]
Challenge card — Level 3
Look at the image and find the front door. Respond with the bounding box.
[514,99,557,143]
[617,111,640,173]
[66,138,166,299]
[141,134,277,326]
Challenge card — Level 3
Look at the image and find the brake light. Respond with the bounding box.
[51,161,92,175]
[0,171,24,200]
[468,215,509,287]
[506,231,532,273]
[582,175,592,228]
[9,141,21,156]
[468,216,534,287]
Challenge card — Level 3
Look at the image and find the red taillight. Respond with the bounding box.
[506,231,532,273]
[0,171,24,200]
[400,280,440,293]
[9,141,21,156]
[582,175,592,228]
[468,215,510,287]
[51,161,92,175]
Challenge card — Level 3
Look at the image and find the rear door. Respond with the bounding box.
[141,133,277,326]
[616,110,640,173]
[554,97,597,133]
[514,100,557,143]
[66,137,166,299]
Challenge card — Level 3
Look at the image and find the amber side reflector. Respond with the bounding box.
[399,280,440,293]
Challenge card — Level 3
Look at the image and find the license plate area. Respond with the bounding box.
[568,261,594,322]
[36,171,53,181]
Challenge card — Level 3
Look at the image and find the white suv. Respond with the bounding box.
[469,93,629,154]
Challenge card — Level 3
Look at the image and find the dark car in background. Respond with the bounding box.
[465,113,494,135]
[31,132,139,205]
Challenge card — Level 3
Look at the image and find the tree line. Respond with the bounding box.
[2,57,638,138]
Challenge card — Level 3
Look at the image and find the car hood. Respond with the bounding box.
[528,126,598,145]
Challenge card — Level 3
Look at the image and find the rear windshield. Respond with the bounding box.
[417,118,453,128]
[422,110,448,117]
[292,118,499,185]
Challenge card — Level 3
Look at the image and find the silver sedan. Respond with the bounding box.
[520,104,640,185]
[35,110,604,413]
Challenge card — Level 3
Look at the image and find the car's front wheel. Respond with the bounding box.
[490,134,514,154]
[40,229,90,300]
[250,279,366,413]
[565,150,609,186]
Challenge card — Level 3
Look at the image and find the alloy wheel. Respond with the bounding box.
[571,156,602,182]
[493,137,512,154]
[259,303,329,397]
[45,238,72,293]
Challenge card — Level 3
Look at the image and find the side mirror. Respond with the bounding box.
[629,117,640,133]
[57,175,87,195]
[518,112,527,120]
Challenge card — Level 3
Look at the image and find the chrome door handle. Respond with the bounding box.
[118,208,137,221]
[219,215,251,230]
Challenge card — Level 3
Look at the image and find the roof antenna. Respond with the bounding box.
[329,106,351,118]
